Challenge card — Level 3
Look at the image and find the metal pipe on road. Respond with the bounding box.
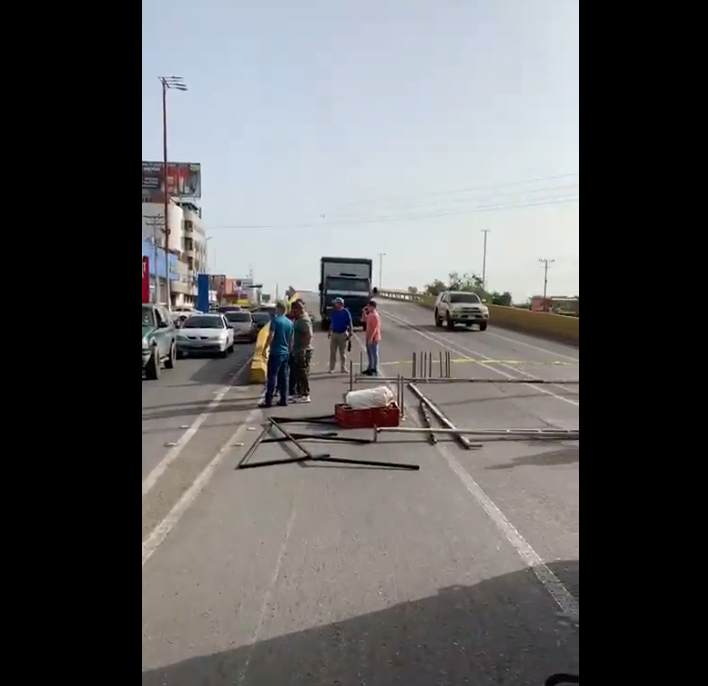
[375,427,579,437]
[356,376,579,385]
[407,383,476,450]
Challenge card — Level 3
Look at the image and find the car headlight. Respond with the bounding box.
[481,306,489,314]
[177,333,187,340]
[142,338,150,350]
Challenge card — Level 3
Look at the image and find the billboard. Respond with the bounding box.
[142,161,202,199]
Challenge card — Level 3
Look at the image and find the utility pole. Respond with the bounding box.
[539,258,555,311]
[158,75,187,308]
[378,253,386,290]
[480,230,490,292]
[144,215,164,303]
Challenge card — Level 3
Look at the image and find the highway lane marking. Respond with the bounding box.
[484,330,579,362]
[434,444,580,621]
[310,358,577,367]
[237,506,297,685]
[382,299,580,362]
[381,309,579,407]
[350,334,579,622]
[142,355,254,498]
[142,406,263,567]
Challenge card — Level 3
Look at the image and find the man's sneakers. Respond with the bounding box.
[362,368,379,376]
[288,395,312,404]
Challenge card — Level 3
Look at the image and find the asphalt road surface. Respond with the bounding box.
[142,293,579,685]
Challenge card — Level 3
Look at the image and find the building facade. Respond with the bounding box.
[141,199,209,306]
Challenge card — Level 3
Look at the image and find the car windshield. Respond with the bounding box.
[226,312,252,323]
[142,306,155,326]
[450,293,481,304]
[182,316,225,329]
[326,277,370,293]
[252,313,270,324]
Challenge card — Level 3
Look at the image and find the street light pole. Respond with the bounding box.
[481,230,490,291]
[158,75,187,308]
[539,258,555,311]
[378,252,386,290]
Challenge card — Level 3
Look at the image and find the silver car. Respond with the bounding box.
[176,314,235,358]
[224,310,257,343]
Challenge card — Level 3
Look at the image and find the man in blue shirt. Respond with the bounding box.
[328,297,353,373]
[260,301,294,408]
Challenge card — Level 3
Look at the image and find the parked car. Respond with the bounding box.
[434,291,489,331]
[142,304,177,380]
[224,310,258,343]
[251,311,272,331]
[176,314,235,357]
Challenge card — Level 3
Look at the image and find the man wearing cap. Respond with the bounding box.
[328,297,353,373]
[260,300,294,408]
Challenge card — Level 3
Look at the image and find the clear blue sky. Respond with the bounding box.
[142,0,579,301]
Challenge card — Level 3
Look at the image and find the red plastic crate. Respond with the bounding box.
[335,402,401,429]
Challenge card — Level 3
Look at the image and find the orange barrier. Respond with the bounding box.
[249,293,301,383]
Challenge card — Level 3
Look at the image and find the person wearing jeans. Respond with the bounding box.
[290,300,314,402]
[363,299,381,376]
[259,301,294,408]
[328,297,353,373]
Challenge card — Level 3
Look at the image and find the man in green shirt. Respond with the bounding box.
[290,300,314,402]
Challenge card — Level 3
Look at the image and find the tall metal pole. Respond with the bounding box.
[158,76,187,308]
[481,230,490,291]
[378,252,385,289]
[161,81,171,307]
[539,258,555,311]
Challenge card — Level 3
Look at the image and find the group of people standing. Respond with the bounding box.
[258,299,313,409]
[258,294,382,409]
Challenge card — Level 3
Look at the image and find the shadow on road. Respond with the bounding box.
[142,397,261,422]
[406,323,487,334]
[487,447,580,471]
[142,560,579,686]
[184,345,255,386]
[434,391,580,409]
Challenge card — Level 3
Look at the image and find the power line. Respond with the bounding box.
[208,194,580,232]
[323,183,580,222]
[327,171,580,212]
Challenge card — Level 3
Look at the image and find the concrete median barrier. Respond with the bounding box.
[249,293,302,384]
[377,290,579,345]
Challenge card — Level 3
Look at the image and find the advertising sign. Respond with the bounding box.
[142,161,202,199]
[142,257,150,303]
[197,274,210,314]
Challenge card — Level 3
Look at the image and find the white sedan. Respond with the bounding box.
[176,314,235,358]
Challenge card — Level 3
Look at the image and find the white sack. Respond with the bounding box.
[345,386,395,409]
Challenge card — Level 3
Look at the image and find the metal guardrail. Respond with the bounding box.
[375,290,579,343]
